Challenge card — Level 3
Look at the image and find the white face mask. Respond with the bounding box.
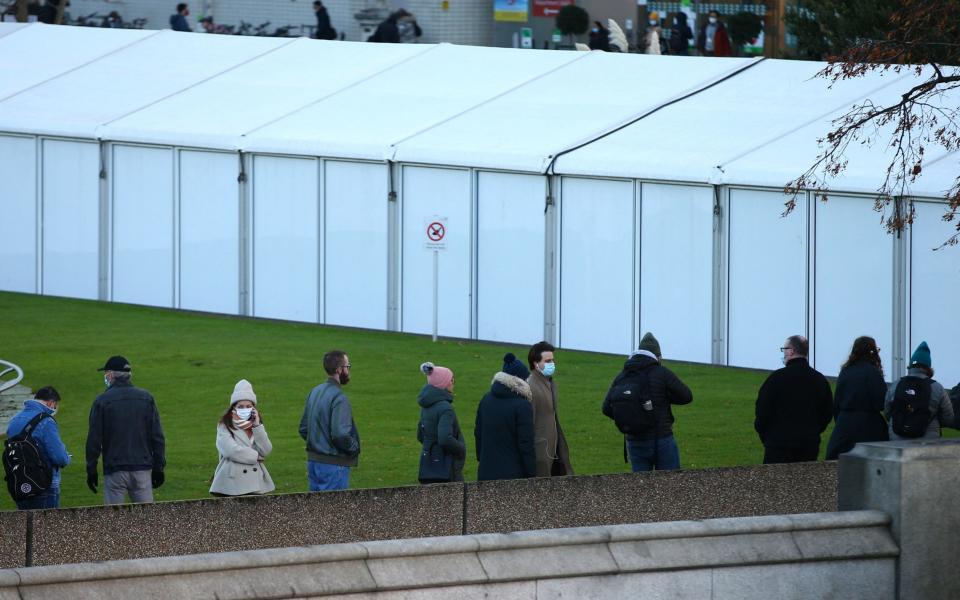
[709,17,718,24]
[235,407,254,421]
[104,376,111,389]
[649,20,657,26]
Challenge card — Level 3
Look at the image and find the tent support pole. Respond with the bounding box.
[387,160,400,332]
[892,195,909,379]
[543,174,558,345]
[711,184,728,366]
[97,139,110,302]
[238,151,251,316]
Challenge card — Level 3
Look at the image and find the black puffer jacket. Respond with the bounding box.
[825,360,888,459]
[602,353,693,440]
[755,357,832,448]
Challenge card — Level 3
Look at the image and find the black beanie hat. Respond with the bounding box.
[502,352,530,380]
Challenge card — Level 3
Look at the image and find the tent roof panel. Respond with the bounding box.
[241,43,582,160]
[101,39,430,149]
[0,23,153,102]
[0,30,287,139]
[390,54,754,172]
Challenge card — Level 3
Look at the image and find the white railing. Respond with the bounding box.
[0,359,24,394]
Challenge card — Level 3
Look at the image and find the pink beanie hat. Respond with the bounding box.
[420,362,453,390]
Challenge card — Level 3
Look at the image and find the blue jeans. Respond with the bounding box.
[627,435,681,472]
[307,461,350,491]
[15,490,60,510]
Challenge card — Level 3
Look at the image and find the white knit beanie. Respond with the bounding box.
[230,379,257,405]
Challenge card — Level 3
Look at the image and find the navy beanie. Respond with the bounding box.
[502,352,530,380]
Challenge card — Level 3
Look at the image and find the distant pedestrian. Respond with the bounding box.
[86,355,166,504]
[644,11,664,55]
[210,380,275,497]
[602,332,692,472]
[824,336,889,460]
[4,386,70,510]
[588,20,610,51]
[312,1,336,40]
[395,9,422,43]
[754,336,832,463]
[416,362,465,484]
[169,3,191,32]
[669,12,693,55]
[369,9,421,43]
[526,341,573,477]
[696,10,731,57]
[475,353,535,481]
[885,341,954,440]
[299,350,360,491]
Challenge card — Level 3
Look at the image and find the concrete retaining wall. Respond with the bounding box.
[1,461,837,568]
[0,511,897,600]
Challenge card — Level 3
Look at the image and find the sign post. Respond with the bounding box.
[424,217,447,342]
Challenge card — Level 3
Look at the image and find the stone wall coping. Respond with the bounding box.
[2,510,895,591]
[848,439,960,461]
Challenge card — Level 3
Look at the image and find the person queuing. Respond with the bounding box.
[754,336,832,463]
[886,342,954,440]
[475,353,536,481]
[5,386,70,510]
[825,336,889,460]
[86,355,166,505]
[299,350,360,491]
[602,333,693,472]
[526,342,573,477]
[312,1,336,40]
[169,3,191,32]
[416,362,465,484]
[669,12,693,55]
[209,380,275,497]
[696,10,731,57]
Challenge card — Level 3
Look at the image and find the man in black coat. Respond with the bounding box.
[602,332,693,472]
[754,335,832,463]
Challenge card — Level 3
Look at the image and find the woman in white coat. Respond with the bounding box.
[210,379,275,496]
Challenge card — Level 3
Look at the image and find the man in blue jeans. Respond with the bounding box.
[6,386,70,509]
[602,332,693,471]
[299,350,360,491]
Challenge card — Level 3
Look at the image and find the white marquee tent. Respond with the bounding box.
[1,23,957,384]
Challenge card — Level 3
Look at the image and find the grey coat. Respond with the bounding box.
[885,368,954,440]
[209,423,275,496]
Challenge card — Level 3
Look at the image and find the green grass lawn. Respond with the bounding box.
[1,291,817,510]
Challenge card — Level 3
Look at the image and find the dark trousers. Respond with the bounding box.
[763,444,819,464]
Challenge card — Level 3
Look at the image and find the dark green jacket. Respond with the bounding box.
[417,384,465,482]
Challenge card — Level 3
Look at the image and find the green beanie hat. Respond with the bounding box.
[910,341,932,368]
[638,332,661,358]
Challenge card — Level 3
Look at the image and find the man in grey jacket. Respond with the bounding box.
[299,350,360,491]
[86,355,166,505]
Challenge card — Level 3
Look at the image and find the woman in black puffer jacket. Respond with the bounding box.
[825,336,889,460]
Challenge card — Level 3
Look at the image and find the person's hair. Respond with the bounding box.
[176,3,187,13]
[108,371,132,383]
[786,335,808,357]
[842,336,883,374]
[323,350,348,375]
[35,386,60,403]
[313,0,322,5]
[915,365,934,378]
[708,10,719,17]
[527,341,555,370]
[219,402,262,432]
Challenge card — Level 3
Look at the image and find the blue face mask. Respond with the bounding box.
[541,362,556,377]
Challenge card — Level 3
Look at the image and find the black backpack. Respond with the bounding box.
[607,368,657,435]
[3,413,53,501]
[889,376,933,438]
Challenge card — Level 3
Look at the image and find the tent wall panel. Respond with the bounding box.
[41,139,99,300]
[179,150,240,315]
[324,161,388,330]
[400,166,472,339]
[251,155,319,323]
[640,183,714,364]
[559,177,634,355]
[814,196,894,377]
[909,201,960,387]
[112,145,174,308]
[477,172,545,344]
[0,135,37,293]
[728,189,807,370]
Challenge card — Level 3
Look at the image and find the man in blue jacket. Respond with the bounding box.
[6,386,70,509]
[299,350,360,491]
[86,355,166,504]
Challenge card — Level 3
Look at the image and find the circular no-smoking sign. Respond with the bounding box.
[426,221,445,242]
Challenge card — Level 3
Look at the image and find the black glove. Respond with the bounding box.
[151,468,165,489]
[86,469,98,494]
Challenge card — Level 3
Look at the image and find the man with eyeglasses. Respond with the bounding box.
[299,350,360,491]
[754,335,833,464]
